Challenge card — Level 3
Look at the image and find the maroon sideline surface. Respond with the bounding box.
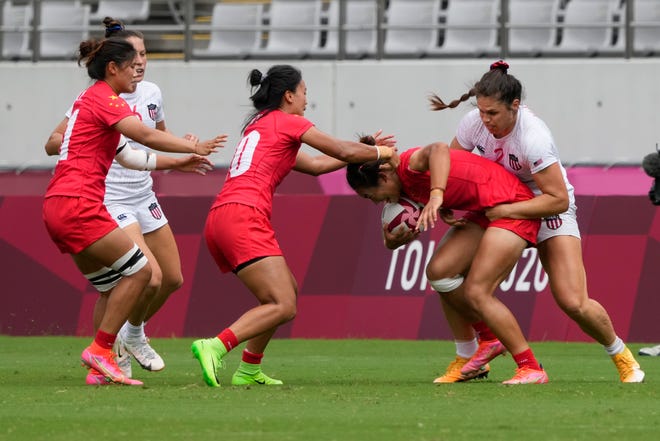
[1,167,658,342]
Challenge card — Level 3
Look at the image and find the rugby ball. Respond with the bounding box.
[381,197,422,234]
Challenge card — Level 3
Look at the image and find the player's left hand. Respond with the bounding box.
[176,154,214,175]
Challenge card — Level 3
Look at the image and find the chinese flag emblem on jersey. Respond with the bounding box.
[108,95,126,108]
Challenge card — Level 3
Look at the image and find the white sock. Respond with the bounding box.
[604,336,625,356]
[124,321,144,341]
[455,338,479,359]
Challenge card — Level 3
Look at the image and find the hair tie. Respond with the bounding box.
[489,60,509,73]
[107,23,124,32]
[260,72,268,83]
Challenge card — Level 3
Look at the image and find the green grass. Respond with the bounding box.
[0,337,658,441]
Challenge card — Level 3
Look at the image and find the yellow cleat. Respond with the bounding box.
[612,347,645,383]
[433,356,490,384]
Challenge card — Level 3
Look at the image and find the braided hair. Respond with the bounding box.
[429,60,523,111]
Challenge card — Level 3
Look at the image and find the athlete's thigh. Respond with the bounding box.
[426,221,484,279]
[144,223,182,281]
[73,227,139,274]
[237,256,297,305]
[467,227,527,293]
[538,235,587,302]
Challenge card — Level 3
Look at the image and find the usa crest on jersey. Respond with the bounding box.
[544,215,563,230]
[149,202,163,219]
[147,104,158,121]
[508,154,522,171]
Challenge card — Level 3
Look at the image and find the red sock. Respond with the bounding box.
[472,322,497,342]
[512,349,541,370]
[216,328,239,352]
[93,330,116,351]
[242,349,264,365]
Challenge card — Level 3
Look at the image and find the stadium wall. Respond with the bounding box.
[1,59,660,169]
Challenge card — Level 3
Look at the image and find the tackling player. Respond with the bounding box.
[347,137,547,384]
[428,60,644,383]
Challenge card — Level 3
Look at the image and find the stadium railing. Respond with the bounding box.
[0,0,658,62]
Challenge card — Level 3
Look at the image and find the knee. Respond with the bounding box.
[132,264,153,289]
[277,302,297,323]
[428,275,464,293]
[271,291,297,322]
[462,283,489,312]
[555,294,586,319]
[159,272,184,296]
[144,265,163,299]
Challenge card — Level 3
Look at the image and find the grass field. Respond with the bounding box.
[1,336,658,441]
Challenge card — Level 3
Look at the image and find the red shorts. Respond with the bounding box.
[43,196,118,254]
[464,211,540,245]
[204,203,282,273]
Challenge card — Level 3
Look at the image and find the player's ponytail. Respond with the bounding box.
[429,59,523,111]
[243,64,303,132]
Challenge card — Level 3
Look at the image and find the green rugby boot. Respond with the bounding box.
[191,338,226,387]
[232,367,283,386]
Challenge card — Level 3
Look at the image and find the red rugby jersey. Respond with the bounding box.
[45,81,135,202]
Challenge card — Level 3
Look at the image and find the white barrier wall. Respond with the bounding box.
[1,58,659,169]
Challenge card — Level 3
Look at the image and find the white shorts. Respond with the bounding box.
[105,189,168,235]
[537,204,581,244]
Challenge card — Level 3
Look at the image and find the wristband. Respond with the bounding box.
[375,145,381,161]
[430,186,446,192]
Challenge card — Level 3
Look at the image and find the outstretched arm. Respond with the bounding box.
[293,151,346,176]
[295,129,397,176]
[114,115,226,156]
[115,138,213,175]
[300,126,396,165]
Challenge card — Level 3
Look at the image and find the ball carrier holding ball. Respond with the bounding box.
[346,136,547,384]
[381,196,422,237]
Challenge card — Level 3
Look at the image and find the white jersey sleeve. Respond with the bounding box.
[105,81,165,200]
[521,125,558,175]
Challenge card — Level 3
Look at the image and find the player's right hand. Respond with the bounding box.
[382,223,419,250]
[194,134,227,155]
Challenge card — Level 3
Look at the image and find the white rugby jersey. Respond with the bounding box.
[455,105,575,210]
[104,81,165,201]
